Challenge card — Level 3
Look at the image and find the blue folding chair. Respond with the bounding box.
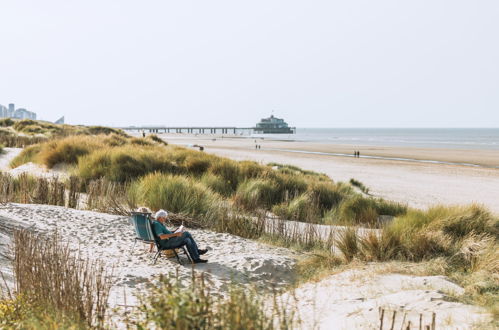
[130,212,191,265]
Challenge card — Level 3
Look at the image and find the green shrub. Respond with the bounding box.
[209,158,240,190]
[0,118,14,127]
[136,274,295,330]
[147,134,168,145]
[272,172,308,201]
[84,125,126,136]
[201,173,234,197]
[130,137,154,146]
[234,179,278,210]
[272,193,318,221]
[239,160,266,180]
[133,173,221,224]
[349,178,370,194]
[77,146,177,182]
[40,136,103,168]
[308,181,351,212]
[183,155,212,175]
[335,227,359,261]
[337,195,407,226]
[10,145,42,168]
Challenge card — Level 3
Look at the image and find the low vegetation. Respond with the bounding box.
[10,133,408,226]
[135,273,297,329]
[0,118,126,148]
[2,124,498,326]
[0,230,113,329]
[333,204,499,318]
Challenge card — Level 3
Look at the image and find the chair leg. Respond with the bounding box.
[131,238,137,253]
[182,246,193,263]
[153,251,161,264]
[173,249,183,265]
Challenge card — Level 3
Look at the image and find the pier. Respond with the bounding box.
[118,126,296,134]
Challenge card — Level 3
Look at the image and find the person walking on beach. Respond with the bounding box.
[152,210,209,263]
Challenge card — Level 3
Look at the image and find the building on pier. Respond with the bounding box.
[254,115,294,134]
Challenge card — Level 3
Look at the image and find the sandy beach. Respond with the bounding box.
[149,133,499,214]
[0,204,492,328]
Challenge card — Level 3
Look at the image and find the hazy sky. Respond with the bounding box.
[1,1,498,127]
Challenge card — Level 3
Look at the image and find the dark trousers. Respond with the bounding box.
[160,231,200,260]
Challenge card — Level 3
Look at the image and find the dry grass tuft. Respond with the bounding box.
[12,229,113,328]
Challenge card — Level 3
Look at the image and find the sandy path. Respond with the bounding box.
[150,134,499,214]
[0,147,21,171]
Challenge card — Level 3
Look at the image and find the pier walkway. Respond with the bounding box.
[117,126,296,134]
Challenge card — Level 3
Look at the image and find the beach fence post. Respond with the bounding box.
[379,308,385,330]
[390,310,397,330]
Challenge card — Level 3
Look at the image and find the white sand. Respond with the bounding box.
[0,204,492,329]
[286,267,491,329]
[0,147,21,171]
[0,203,297,308]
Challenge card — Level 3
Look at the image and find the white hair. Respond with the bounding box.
[155,209,169,219]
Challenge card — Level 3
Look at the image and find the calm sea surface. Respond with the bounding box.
[250,128,499,150]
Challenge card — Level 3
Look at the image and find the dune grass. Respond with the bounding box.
[135,273,297,330]
[77,145,178,182]
[9,132,412,226]
[132,173,222,225]
[0,230,113,329]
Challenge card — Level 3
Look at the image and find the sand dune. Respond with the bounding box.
[151,133,499,214]
[0,203,297,309]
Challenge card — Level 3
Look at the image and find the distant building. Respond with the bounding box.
[54,116,65,124]
[0,103,37,120]
[8,104,15,117]
[0,104,6,117]
[254,115,295,134]
[14,108,36,120]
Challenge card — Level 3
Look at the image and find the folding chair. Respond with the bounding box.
[130,212,191,265]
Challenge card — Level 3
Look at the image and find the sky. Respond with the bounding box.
[0,1,498,128]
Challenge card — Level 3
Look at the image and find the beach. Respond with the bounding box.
[145,133,499,214]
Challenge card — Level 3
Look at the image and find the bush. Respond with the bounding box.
[183,155,212,175]
[239,160,266,180]
[272,193,318,221]
[133,173,221,224]
[234,179,278,210]
[77,146,178,182]
[209,158,240,190]
[201,173,234,197]
[308,181,350,212]
[337,195,407,226]
[85,125,127,136]
[136,273,296,330]
[147,134,168,145]
[0,118,14,127]
[349,178,369,194]
[39,136,104,168]
[9,145,42,168]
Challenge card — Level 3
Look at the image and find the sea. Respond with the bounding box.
[250,128,499,151]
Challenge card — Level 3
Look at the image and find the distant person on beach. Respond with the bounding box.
[152,209,208,264]
[142,131,146,138]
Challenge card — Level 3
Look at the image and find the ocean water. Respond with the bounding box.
[251,128,499,150]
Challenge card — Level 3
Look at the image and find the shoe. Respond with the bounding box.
[193,258,208,264]
[198,249,208,255]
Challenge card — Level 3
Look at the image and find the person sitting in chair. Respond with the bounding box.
[152,209,208,264]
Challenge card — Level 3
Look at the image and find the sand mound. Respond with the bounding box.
[285,267,491,329]
[0,203,297,308]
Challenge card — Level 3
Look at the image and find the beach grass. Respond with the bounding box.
[7,132,413,226]
[0,230,113,329]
